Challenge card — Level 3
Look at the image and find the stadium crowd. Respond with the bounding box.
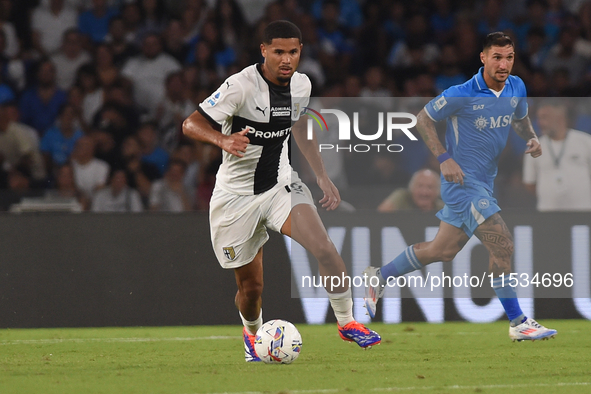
[0,0,590,211]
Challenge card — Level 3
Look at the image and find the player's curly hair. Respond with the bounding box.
[483,32,514,50]
[263,20,302,45]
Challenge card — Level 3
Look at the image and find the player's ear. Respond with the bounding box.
[480,51,485,64]
[260,43,266,59]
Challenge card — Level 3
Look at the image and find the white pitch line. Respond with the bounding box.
[0,336,241,345]
[203,382,590,394]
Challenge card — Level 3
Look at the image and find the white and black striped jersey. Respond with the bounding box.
[198,64,311,195]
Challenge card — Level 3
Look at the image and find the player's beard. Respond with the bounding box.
[276,75,292,84]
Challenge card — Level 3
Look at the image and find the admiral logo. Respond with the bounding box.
[271,106,291,117]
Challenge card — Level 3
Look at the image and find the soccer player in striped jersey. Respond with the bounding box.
[183,21,380,362]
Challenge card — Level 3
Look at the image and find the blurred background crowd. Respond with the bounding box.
[0,0,590,212]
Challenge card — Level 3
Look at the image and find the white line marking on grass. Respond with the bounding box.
[200,382,590,394]
[0,336,241,345]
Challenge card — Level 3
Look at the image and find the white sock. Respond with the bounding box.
[240,309,262,335]
[329,289,354,326]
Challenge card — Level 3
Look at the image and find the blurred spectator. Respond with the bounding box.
[0,103,46,181]
[521,27,550,71]
[19,59,68,135]
[213,0,248,53]
[163,19,189,64]
[316,0,354,80]
[172,142,199,202]
[360,66,392,98]
[51,162,89,209]
[516,0,559,52]
[137,0,168,38]
[121,2,142,46]
[40,103,84,172]
[71,135,109,198]
[149,158,190,211]
[117,135,160,205]
[544,28,589,85]
[0,165,44,211]
[477,0,515,36]
[32,0,78,56]
[95,43,120,87]
[430,0,455,46]
[0,30,25,92]
[185,21,236,75]
[523,100,591,211]
[311,0,362,29]
[51,29,92,90]
[434,44,467,93]
[121,33,181,115]
[137,122,169,175]
[156,71,196,152]
[378,169,444,213]
[387,14,440,70]
[182,0,209,44]
[76,64,104,126]
[0,0,18,58]
[78,0,118,43]
[105,17,138,67]
[91,168,143,212]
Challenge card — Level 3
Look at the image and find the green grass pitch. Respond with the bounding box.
[0,320,589,394]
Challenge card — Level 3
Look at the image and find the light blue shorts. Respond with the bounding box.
[436,182,501,237]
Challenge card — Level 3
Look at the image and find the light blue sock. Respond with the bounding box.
[378,245,423,284]
[492,274,525,326]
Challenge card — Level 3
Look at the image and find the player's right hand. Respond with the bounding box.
[440,158,465,185]
[221,129,250,157]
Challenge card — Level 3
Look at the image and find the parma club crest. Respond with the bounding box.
[223,246,236,261]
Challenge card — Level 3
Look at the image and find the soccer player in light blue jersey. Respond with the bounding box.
[364,32,557,341]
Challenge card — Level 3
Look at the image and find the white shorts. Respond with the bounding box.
[209,178,315,269]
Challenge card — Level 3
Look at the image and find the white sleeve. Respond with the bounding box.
[198,75,245,126]
[522,152,537,185]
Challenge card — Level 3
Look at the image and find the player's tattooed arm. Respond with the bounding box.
[416,109,465,185]
[512,116,542,158]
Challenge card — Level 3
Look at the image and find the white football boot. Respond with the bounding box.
[509,317,557,342]
[363,266,386,319]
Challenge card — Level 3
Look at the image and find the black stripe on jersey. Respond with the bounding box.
[197,106,222,132]
[230,72,292,194]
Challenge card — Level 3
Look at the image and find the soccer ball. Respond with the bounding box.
[254,319,302,364]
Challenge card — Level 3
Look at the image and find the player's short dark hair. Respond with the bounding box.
[263,20,302,45]
[483,32,514,50]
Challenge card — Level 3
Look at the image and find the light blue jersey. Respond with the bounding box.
[424,67,528,236]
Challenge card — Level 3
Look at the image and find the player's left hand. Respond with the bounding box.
[525,138,542,158]
[317,175,341,211]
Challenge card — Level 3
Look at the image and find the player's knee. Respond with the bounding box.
[439,247,460,263]
[311,237,337,263]
[240,280,263,301]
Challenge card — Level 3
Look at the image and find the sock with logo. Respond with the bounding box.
[492,274,526,326]
[378,245,423,285]
[240,309,262,335]
[329,288,355,326]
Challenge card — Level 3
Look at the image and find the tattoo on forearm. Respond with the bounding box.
[512,116,537,141]
[417,111,445,156]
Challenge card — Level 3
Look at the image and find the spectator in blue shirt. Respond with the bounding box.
[137,122,169,176]
[40,103,84,173]
[311,0,362,29]
[19,59,67,135]
[78,0,119,43]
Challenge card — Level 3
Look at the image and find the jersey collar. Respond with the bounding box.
[256,63,291,92]
[474,67,505,97]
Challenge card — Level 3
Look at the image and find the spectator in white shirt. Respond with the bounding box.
[71,135,110,198]
[149,159,191,212]
[51,29,92,90]
[92,168,143,212]
[32,0,78,56]
[121,33,181,115]
[523,99,591,211]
